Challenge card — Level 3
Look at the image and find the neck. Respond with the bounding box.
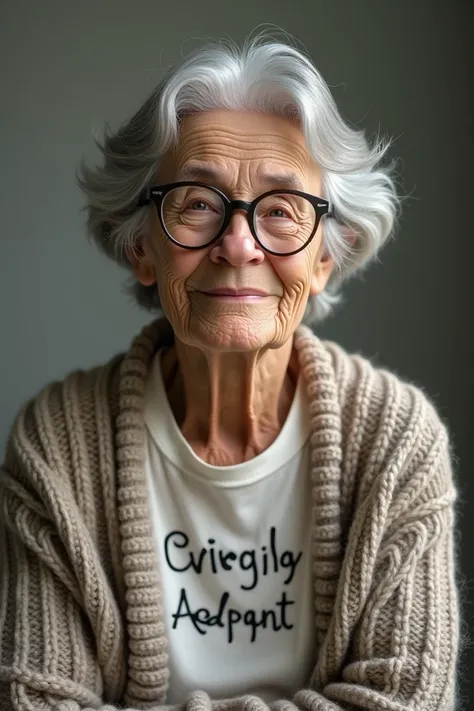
[160,336,299,465]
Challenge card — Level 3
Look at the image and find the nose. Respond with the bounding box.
[209,211,265,266]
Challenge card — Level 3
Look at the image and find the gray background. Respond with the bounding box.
[1,0,472,704]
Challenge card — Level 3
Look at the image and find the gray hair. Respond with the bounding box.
[77,35,400,323]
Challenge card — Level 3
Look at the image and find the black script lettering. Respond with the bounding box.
[261,608,279,631]
[239,550,258,591]
[171,588,206,635]
[207,591,229,627]
[243,609,260,642]
[208,539,218,573]
[281,550,303,585]
[219,550,237,571]
[270,526,279,573]
[243,608,282,642]
[275,590,295,629]
[228,609,241,643]
[164,528,303,588]
[164,531,192,572]
[171,589,296,643]
[165,530,210,574]
[171,588,231,634]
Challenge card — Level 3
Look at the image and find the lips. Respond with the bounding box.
[201,288,269,296]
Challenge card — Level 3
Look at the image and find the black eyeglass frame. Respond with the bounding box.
[138,181,334,257]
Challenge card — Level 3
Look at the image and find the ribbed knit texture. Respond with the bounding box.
[0,319,458,711]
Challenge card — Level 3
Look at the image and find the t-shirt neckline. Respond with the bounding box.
[144,348,310,487]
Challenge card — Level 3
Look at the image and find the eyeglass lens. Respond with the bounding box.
[161,186,317,253]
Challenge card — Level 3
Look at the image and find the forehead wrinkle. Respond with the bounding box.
[172,115,318,191]
[176,146,311,182]
[178,134,309,164]
[176,123,311,163]
[179,120,303,143]
[176,156,311,194]
[178,146,308,167]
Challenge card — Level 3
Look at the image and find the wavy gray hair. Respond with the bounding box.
[78,35,400,323]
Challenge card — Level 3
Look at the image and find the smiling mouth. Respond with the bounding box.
[199,291,269,302]
[200,289,270,297]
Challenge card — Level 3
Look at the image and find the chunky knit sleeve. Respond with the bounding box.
[315,421,458,709]
[0,376,134,711]
[303,358,459,711]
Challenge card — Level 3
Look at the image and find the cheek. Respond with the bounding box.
[147,213,200,299]
[271,253,313,299]
[267,256,313,327]
[154,242,204,311]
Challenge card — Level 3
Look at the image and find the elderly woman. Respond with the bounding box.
[0,36,458,711]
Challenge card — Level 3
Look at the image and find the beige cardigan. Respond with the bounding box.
[0,319,458,711]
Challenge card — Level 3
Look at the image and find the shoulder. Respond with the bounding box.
[1,352,124,497]
[321,338,448,437]
[0,352,129,610]
[319,338,454,504]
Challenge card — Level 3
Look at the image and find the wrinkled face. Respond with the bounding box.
[133,109,334,352]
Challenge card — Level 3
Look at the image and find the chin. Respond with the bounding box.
[183,314,287,353]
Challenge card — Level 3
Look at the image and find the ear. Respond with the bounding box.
[127,239,156,287]
[309,252,335,296]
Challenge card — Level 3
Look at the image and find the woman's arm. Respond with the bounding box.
[312,446,457,709]
[0,467,128,711]
[313,426,459,710]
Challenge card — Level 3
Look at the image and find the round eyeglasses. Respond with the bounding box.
[137,181,334,256]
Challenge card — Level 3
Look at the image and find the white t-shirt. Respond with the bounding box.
[144,349,315,704]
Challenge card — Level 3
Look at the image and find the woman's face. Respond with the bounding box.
[134,109,334,352]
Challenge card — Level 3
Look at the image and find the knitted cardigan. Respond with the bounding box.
[0,318,458,711]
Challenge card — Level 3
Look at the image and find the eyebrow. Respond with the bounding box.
[177,164,305,191]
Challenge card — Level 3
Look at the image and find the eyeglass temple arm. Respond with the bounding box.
[137,188,152,207]
[322,201,337,221]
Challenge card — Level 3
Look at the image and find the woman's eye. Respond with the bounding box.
[189,200,208,211]
[268,207,293,219]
